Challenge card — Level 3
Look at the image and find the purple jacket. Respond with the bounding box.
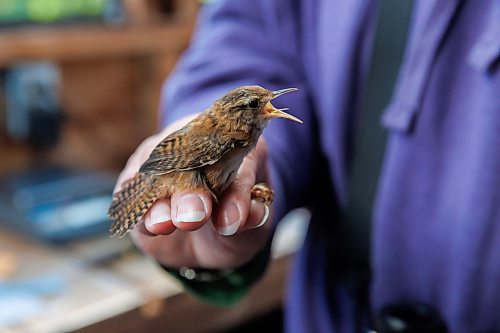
[161,0,500,332]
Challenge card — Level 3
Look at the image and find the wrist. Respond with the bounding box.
[160,239,273,306]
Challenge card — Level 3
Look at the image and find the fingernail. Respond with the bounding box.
[174,194,207,223]
[148,201,171,225]
[218,201,241,236]
[249,200,269,229]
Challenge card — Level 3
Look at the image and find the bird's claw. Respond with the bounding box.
[251,183,274,205]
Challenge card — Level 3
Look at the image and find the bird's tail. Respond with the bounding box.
[108,173,161,237]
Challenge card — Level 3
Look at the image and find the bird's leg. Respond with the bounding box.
[251,183,274,205]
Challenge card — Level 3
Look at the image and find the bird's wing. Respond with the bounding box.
[139,126,241,175]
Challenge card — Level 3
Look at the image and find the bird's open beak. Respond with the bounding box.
[263,88,303,123]
[272,88,298,98]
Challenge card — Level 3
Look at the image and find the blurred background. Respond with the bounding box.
[0,1,309,332]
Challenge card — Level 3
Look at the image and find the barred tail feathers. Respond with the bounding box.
[108,173,161,237]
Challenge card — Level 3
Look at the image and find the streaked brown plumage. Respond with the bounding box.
[108,85,301,237]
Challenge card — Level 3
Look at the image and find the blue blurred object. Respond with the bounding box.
[0,167,116,243]
[0,274,66,327]
[0,292,43,327]
[4,63,62,150]
[0,274,65,296]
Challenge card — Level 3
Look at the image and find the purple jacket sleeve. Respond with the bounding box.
[160,0,319,220]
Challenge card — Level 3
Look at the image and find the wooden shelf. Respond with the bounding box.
[0,0,198,67]
[0,22,193,67]
[0,1,198,171]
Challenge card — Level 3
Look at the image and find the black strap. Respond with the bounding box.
[336,0,414,304]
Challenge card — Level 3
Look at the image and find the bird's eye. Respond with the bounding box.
[248,99,260,108]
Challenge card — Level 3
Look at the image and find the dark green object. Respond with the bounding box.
[161,240,272,306]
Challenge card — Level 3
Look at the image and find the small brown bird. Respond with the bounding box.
[108,85,301,237]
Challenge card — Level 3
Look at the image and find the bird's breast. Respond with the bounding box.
[202,146,251,196]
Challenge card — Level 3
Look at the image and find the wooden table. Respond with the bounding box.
[0,209,309,333]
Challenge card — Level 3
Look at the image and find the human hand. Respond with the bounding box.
[114,115,273,269]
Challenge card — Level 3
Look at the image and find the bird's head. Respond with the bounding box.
[215,85,302,128]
